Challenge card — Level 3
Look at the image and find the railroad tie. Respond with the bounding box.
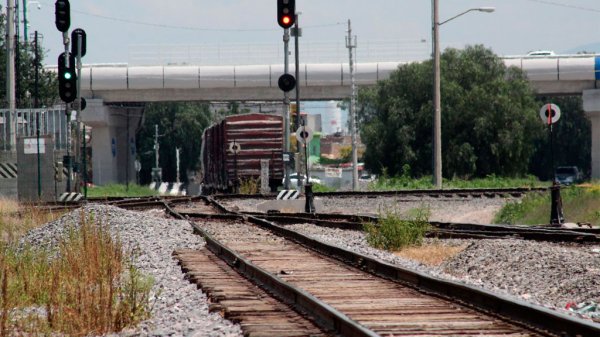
[174,248,333,337]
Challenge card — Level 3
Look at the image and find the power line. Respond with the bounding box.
[525,0,600,13]
[70,9,345,32]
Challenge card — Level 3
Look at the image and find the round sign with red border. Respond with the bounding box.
[295,126,313,144]
[539,103,561,125]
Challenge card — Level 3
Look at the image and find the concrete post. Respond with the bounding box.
[260,159,270,195]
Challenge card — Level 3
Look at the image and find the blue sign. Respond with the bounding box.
[111,138,116,157]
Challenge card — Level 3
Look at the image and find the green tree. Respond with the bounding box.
[0,6,58,108]
[358,45,543,179]
[530,96,591,179]
[136,102,213,184]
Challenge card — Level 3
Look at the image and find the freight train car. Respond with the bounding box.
[200,113,284,193]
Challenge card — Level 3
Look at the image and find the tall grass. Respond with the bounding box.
[367,166,547,191]
[0,210,153,336]
[0,198,64,244]
[239,178,260,194]
[87,184,158,198]
[364,207,431,250]
[495,185,600,226]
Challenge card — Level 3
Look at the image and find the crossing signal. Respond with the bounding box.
[54,0,71,32]
[58,52,77,103]
[277,0,295,29]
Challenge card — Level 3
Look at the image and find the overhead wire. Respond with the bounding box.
[524,0,600,13]
[70,9,345,32]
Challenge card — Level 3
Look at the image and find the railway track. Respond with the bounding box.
[233,211,600,243]
[174,248,334,337]
[31,192,600,335]
[213,187,546,201]
[168,208,599,337]
[36,192,599,244]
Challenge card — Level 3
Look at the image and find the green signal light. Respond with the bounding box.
[64,72,73,80]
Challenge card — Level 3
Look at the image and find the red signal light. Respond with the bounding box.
[277,0,295,28]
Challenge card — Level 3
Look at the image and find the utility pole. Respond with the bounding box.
[346,19,359,191]
[432,0,442,188]
[22,0,27,42]
[34,31,40,198]
[7,0,16,149]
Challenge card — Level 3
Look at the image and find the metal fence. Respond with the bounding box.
[127,39,430,66]
[0,108,68,151]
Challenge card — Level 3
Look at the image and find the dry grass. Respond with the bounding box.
[0,208,153,336]
[239,177,260,194]
[394,242,468,266]
[0,198,64,243]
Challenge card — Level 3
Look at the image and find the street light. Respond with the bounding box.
[440,7,495,25]
[432,2,495,188]
[23,0,42,43]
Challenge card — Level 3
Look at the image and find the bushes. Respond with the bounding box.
[364,208,431,250]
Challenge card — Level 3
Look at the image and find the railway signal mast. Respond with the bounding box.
[277,0,296,191]
[539,103,564,225]
[55,0,88,196]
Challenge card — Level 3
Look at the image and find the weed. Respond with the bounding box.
[0,199,64,244]
[364,207,431,250]
[239,178,260,194]
[394,242,468,266]
[495,185,600,226]
[0,210,152,336]
[367,171,547,191]
[87,184,158,198]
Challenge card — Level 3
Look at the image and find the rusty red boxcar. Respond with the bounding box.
[200,113,284,193]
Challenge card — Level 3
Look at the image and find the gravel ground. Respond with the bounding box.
[285,223,600,322]
[220,195,515,224]
[20,204,244,337]
[16,199,600,336]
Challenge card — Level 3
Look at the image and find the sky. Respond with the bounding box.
[20,0,600,65]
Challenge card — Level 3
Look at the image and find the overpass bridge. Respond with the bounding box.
[79,55,599,103]
[20,55,600,186]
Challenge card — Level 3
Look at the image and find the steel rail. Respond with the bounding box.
[237,211,600,243]
[212,187,546,200]
[165,204,379,337]
[238,214,600,337]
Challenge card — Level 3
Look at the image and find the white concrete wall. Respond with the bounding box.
[583,89,600,179]
[83,99,141,185]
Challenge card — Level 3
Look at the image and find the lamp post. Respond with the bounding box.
[432,2,495,188]
[23,0,41,43]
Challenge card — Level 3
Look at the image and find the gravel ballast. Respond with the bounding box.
[20,204,244,337]
[17,201,600,336]
[284,223,600,322]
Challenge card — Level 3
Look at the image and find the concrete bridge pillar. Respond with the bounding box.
[82,99,143,186]
[583,89,600,179]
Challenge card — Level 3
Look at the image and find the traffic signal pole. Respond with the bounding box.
[76,33,83,195]
[63,33,72,193]
[283,28,291,190]
[277,0,296,190]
